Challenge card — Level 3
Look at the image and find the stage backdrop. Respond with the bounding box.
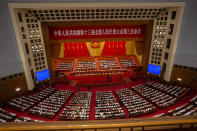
[48,24,145,63]
[63,41,126,57]
[62,40,143,64]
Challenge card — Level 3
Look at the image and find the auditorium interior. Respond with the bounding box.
[0,0,197,131]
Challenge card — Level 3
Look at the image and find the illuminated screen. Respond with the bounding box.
[148,64,161,75]
[36,69,50,82]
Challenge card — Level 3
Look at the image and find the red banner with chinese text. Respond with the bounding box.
[49,25,145,40]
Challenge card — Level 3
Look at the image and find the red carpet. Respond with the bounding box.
[89,91,96,120]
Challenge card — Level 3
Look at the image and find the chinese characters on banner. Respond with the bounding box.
[48,25,145,40]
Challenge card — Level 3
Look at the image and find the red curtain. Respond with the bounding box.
[64,43,68,57]
[114,41,118,55]
[101,41,126,56]
[69,43,73,57]
[101,41,107,56]
[64,42,90,57]
[117,41,121,55]
[82,42,90,57]
[122,41,126,55]
[65,41,126,57]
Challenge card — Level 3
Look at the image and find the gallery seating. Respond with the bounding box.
[154,113,165,117]
[146,81,190,98]
[1,79,196,122]
[8,87,55,112]
[116,88,156,117]
[132,84,178,108]
[14,116,42,122]
[95,91,126,119]
[29,90,72,118]
[0,108,16,123]
[59,92,91,120]
[190,95,197,104]
[167,95,197,116]
[168,103,197,116]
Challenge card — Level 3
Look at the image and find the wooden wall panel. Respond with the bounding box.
[141,20,154,72]
[170,66,197,86]
[191,78,197,91]
[0,73,28,102]
[41,23,56,78]
[50,44,62,58]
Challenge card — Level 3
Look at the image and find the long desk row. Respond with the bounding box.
[132,84,178,108]
[0,108,16,123]
[56,57,138,72]
[116,88,156,117]
[95,91,126,120]
[146,81,190,98]
[29,90,72,118]
[59,92,91,120]
[8,87,55,112]
[168,103,197,116]
[71,69,126,76]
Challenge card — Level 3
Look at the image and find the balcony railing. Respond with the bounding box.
[0,116,197,131]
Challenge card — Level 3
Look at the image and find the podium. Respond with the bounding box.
[69,80,77,86]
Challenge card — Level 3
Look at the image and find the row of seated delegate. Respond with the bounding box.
[57,62,73,70]
[56,58,138,71]
[0,108,42,123]
[168,102,197,116]
[99,60,119,68]
[116,88,156,117]
[154,113,165,117]
[77,61,96,70]
[120,59,137,68]
[3,83,196,122]
[8,87,55,112]
[0,108,16,123]
[74,70,125,76]
[73,67,125,73]
[132,84,178,108]
[95,91,126,120]
[190,95,197,105]
[73,67,126,76]
[59,92,91,120]
[29,90,72,118]
[146,81,190,98]
[14,116,43,122]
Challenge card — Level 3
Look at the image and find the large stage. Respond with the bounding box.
[54,55,141,85]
